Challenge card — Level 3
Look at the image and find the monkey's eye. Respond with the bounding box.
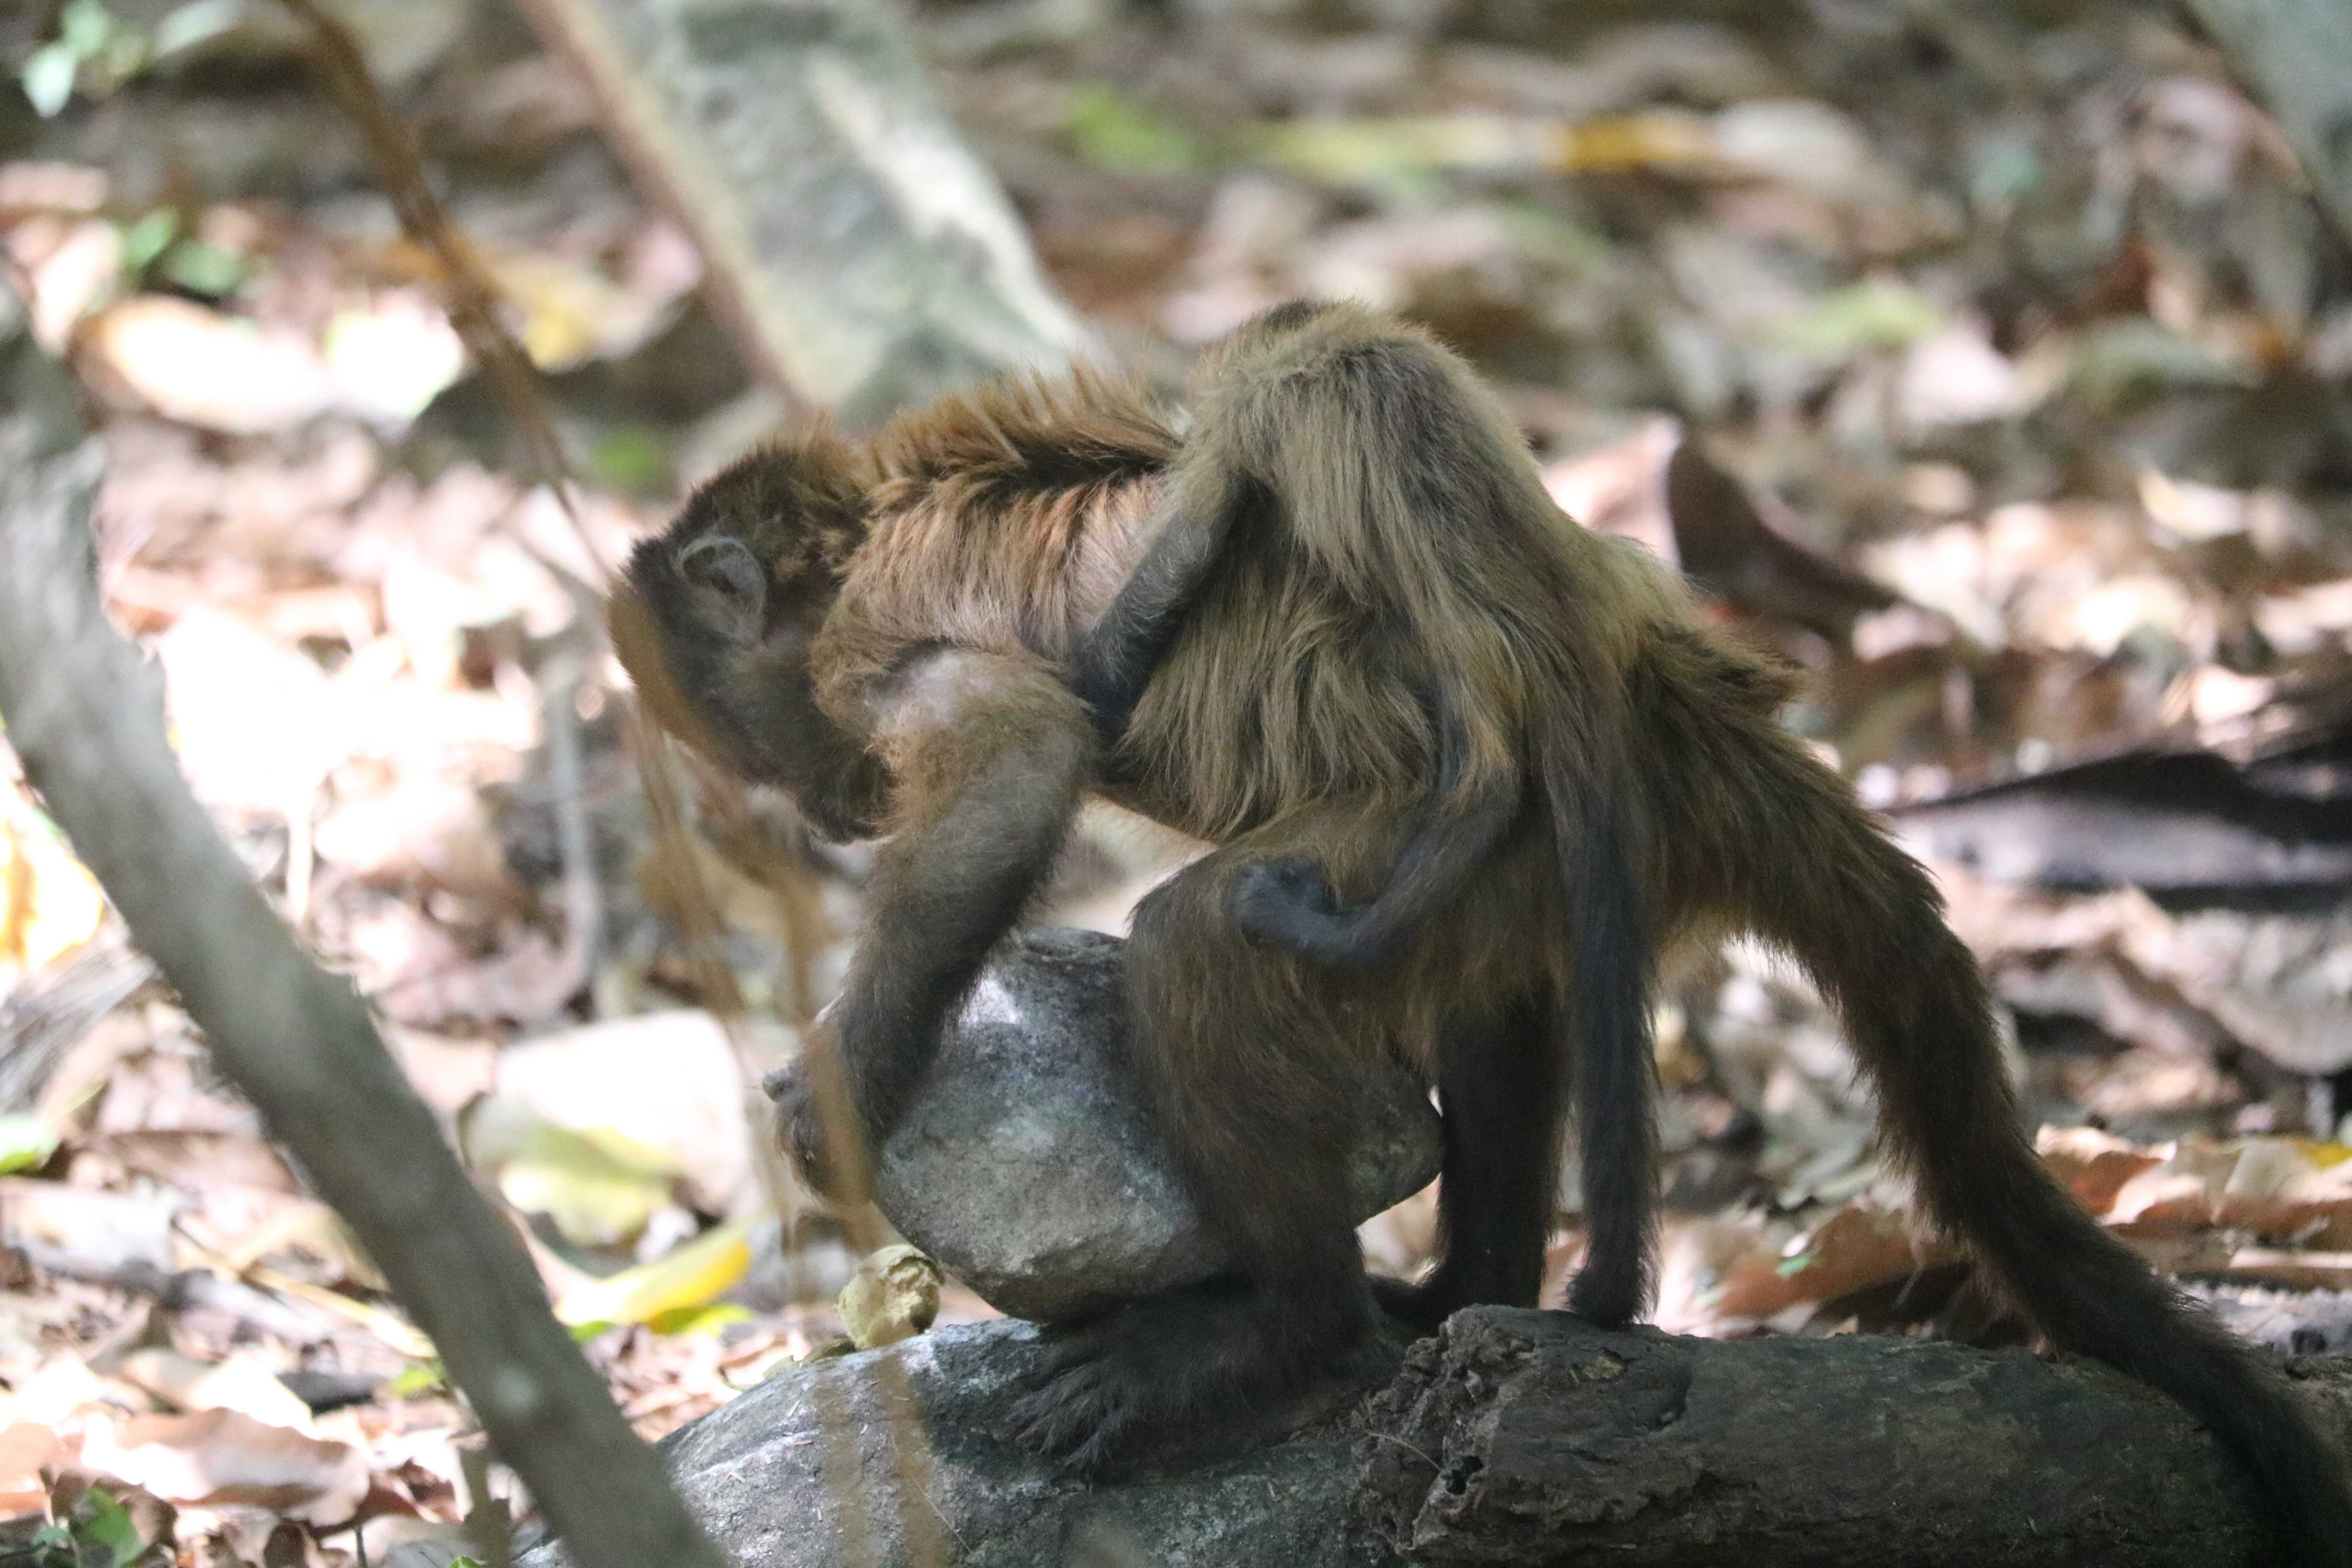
[677,535,768,641]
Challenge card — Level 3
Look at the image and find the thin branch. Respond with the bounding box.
[0,279,727,1568]
[276,0,608,578]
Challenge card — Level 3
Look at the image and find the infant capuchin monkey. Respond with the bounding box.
[612,301,2350,1561]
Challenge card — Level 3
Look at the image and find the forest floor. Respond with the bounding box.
[3,0,2352,1561]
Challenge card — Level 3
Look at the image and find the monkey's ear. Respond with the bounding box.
[676,535,768,645]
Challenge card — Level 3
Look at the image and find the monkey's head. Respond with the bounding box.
[610,434,891,841]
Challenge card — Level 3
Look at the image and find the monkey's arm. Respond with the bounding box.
[1073,501,1519,967]
[1068,465,1254,744]
[790,648,1093,1185]
[1230,690,1519,969]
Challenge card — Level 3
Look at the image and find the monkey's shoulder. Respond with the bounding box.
[825,384,1174,694]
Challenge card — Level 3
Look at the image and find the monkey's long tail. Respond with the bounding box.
[1720,730,2352,1566]
[1532,725,1659,1329]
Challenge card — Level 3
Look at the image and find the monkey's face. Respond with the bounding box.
[611,442,890,842]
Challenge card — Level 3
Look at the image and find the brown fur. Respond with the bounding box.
[613,304,2351,1559]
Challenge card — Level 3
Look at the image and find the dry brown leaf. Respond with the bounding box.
[1541,419,1680,564]
[493,1011,769,1218]
[0,1420,61,1516]
[113,1351,314,1434]
[98,1132,299,1196]
[2036,1125,2166,1215]
[1710,1203,1959,1324]
[372,923,580,1028]
[88,297,340,435]
[838,1244,942,1351]
[158,610,348,817]
[0,784,107,976]
[84,1409,368,1524]
[6,214,119,350]
[11,1354,153,1428]
[93,1044,253,1137]
[0,1179,180,1274]
[314,773,518,902]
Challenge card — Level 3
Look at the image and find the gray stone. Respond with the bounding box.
[519,1320,1361,1568]
[800,927,1444,1323]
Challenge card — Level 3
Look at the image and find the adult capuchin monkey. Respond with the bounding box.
[612,301,2351,1560]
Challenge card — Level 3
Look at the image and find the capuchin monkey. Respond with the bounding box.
[612,301,2351,1562]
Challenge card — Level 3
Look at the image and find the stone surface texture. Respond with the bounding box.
[814,927,1444,1323]
[523,1319,1360,1568]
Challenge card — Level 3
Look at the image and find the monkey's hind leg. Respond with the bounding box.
[1375,993,1565,1333]
[1001,829,1396,1474]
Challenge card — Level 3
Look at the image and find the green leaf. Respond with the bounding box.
[587,426,668,494]
[152,0,241,58]
[1065,83,1200,175]
[99,28,148,86]
[0,1115,58,1175]
[68,1486,143,1568]
[1770,282,1942,361]
[2062,318,2254,409]
[58,1,118,59]
[118,210,178,275]
[1966,132,2044,212]
[387,1360,448,1398]
[21,44,80,117]
[160,238,246,298]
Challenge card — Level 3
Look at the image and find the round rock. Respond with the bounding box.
[782,927,1443,1323]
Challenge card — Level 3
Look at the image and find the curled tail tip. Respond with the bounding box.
[1564,1230,1654,1328]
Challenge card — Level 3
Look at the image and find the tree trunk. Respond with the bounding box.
[0,279,729,1568]
[511,0,1089,427]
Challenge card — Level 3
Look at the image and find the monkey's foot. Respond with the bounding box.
[1371,1272,1471,1336]
[998,1281,1397,1477]
[760,1062,866,1201]
[1230,858,1394,970]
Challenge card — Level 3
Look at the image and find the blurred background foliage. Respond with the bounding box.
[3,0,2352,1560]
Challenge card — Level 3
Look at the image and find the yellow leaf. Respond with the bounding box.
[481,254,671,374]
[493,1121,681,1248]
[1252,111,1717,185]
[0,792,106,971]
[554,1216,755,1329]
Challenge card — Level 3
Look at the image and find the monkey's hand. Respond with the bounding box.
[1230,857,1397,970]
[1370,1271,1468,1336]
[761,1054,871,1202]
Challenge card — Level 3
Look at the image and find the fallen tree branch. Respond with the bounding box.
[592,1307,2352,1568]
[0,281,726,1568]
[1352,1307,2321,1567]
